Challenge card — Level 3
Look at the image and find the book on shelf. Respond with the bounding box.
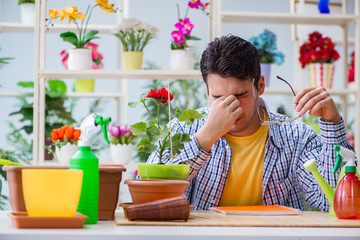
[210,204,301,216]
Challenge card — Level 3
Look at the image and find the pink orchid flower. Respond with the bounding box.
[171,30,186,44]
[188,0,202,9]
[109,124,120,137]
[181,18,194,35]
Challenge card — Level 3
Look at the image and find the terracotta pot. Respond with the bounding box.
[3,164,126,220]
[124,179,189,204]
[98,164,126,220]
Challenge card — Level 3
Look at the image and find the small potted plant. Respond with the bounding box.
[125,87,204,204]
[44,125,81,165]
[248,29,285,87]
[129,87,205,179]
[60,41,104,92]
[169,0,209,70]
[109,124,136,165]
[47,1,115,70]
[114,18,159,70]
[299,31,340,89]
[18,0,35,25]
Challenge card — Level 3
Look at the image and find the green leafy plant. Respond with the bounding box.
[9,80,76,140]
[129,87,205,164]
[17,0,35,5]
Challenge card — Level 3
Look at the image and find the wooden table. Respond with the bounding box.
[1,211,360,240]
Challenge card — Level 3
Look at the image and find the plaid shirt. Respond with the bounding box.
[146,99,353,211]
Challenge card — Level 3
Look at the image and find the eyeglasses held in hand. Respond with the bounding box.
[253,76,301,125]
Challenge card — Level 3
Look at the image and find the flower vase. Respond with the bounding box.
[55,143,78,165]
[307,63,335,89]
[122,51,143,70]
[110,144,133,165]
[260,63,271,87]
[20,3,35,25]
[169,49,194,70]
[75,79,95,92]
[68,48,92,70]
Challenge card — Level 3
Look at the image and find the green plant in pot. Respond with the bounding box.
[129,87,205,180]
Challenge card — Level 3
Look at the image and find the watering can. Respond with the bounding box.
[303,146,360,216]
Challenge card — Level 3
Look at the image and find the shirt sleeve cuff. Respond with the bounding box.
[183,134,212,168]
[319,117,348,144]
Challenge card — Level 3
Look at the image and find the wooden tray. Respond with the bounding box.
[8,212,88,228]
[115,210,360,228]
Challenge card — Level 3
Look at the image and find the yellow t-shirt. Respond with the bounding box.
[219,109,269,206]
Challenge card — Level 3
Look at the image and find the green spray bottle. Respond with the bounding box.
[70,113,111,224]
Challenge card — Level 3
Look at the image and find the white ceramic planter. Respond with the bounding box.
[67,48,92,70]
[56,143,78,165]
[110,144,133,165]
[169,49,194,70]
[20,3,35,25]
[260,63,271,87]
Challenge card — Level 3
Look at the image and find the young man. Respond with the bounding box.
[146,35,353,211]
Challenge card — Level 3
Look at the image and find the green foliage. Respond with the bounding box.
[60,31,100,48]
[9,80,76,140]
[129,96,205,164]
[18,0,35,5]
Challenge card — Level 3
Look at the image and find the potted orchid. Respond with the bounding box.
[129,87,205,180]
[60,41,104,92]
[47,0,115,70]
[18,0,35,25]
[108,124,136,165]
[248,29,285,87]
[114,18,159,70]
[44,125,81,164]
[169,0,209,70]
[299,31,340,89]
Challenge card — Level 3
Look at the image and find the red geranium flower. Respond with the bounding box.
[299,31,340,68]
[146,88,173,104]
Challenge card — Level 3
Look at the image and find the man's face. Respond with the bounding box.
[206,73,265,137]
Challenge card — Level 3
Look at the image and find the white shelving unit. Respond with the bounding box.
[209,0,360,154]
[1,0,359,163]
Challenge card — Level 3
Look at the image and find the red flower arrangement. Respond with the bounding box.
[348,51,355,83]
[299,31,340,68]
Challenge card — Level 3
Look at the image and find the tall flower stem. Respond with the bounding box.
[143,102,161,130]
[82,4,98,45]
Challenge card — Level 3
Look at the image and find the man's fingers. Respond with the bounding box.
[297,91,328,116]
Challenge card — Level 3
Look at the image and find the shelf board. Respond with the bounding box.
[265,88,359,96]
[39,69,203,80]
[47,24,118,34]
[0,92,32,97]
[222,12,357,25]
[0,22,34,32]
[65,92,124,98]
[0,23,118,33]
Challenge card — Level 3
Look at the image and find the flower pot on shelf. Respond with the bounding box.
[110,144,133,165]
[55,142,78,165]
[19,3,35,25]
[260,63,271,87]
[137,163,190,180]
[169,49,194,70]
[3,164,126,220]
[124,179,189,204]
[307,63,335,89]
[75,79,95,92]
[122,51,143,70]
[68,48,92,70]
